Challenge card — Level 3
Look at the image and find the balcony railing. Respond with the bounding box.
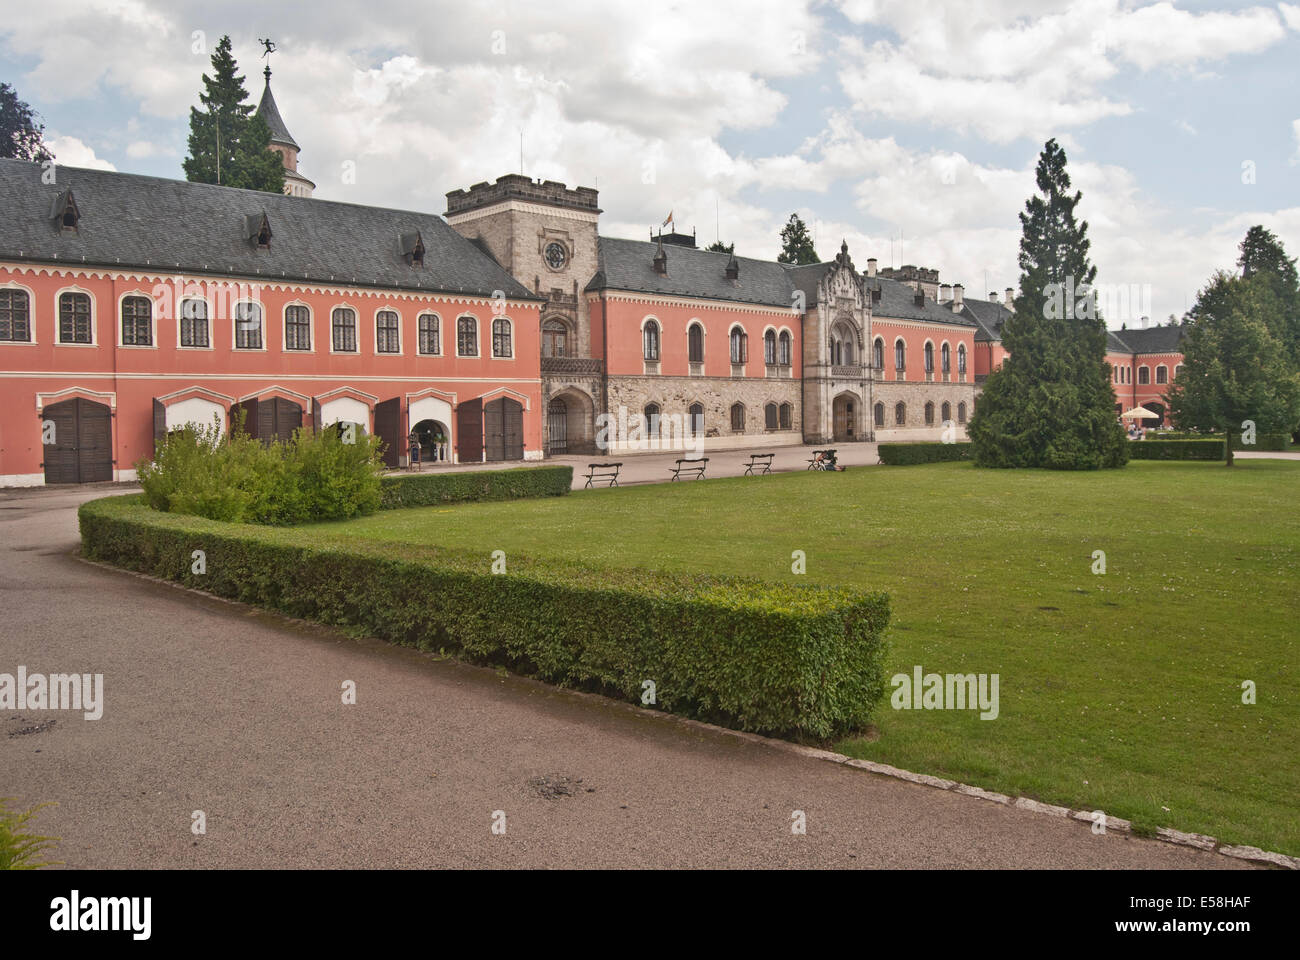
[541,356,604,375]
[831,364,865,379]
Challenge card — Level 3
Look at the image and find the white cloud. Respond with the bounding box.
[45,135,116,170]
[1276,2,1300,30]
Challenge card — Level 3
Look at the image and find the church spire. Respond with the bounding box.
[254,40,315,198]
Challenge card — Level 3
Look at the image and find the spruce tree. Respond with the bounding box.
[1235,225,1300,368]
[0,82,52,162]
[183,36,285,194]
[969,139,1127,469]
[705,240,734,254]
[777,214,819,264]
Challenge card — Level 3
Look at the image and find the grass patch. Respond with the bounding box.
[291,459,1300,855]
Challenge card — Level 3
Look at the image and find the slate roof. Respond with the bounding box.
[586,237,796,307]
[256,74,298,150]
[1109,324,1186,354]
[954,296,1013,341]
[870,276,975,327]
[0,159,538,301]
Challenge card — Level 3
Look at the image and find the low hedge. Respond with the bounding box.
[79,495,890,740]
[1127,439,1225,460]
[1148,432,1292,450]
[380,465,573,508]
[878,442,972,465]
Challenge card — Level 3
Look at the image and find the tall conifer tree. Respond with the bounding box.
[969,139,1127,469]
[777,214,819,265]
[183,36,284,194]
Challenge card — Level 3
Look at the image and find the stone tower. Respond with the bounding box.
[257,66,315,198]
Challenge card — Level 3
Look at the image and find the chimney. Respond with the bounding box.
[653,236,668,275]
[914,289,925,307]
[953,284,964,310]
[940,283,953,301]
[989,291,999,303]
[1005,287,1014,306]
[866,257,877,278]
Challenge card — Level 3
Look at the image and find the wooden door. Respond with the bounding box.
[42,398,112,484]
[457,398,483,463]
[373,397,401,468]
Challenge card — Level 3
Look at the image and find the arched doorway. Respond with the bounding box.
[42,397,112,484]
[832,394,857,441]
[545,389,596,455]
[411,418,450,463]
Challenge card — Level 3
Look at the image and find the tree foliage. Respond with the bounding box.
[1235,225,1300,368]
[705,240,734,254]
[968,139,1127,469]
[1167,270,1300,465]
[0,82,52,162]
[182,36,285,193]
[777,213,819,265]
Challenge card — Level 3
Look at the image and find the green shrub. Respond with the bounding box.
[79,495,890,740]
[380,466,573,508]
[137,419,385,525]
[878,442,973,465]
[1149,431,1291,450]
[1127,439,1225,460]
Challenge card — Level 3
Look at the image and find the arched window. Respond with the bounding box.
[492,317,512,357]
[941,401,951,423]
[1156,365,1168,384]
[1174,364,1184,380]
[874,402,884,427]
[234,301,261,350]
[542,318,567,358]
[778,331,792,366]
[376,310,400,354]
[894,402,906,426]
[958,401,967,423]
[120,294,152,346]
[730,327,748,364]
[179,298,208,348]
[924,401,935,425]
[779,402,792,429]
[332,308,358,352]
[1138,366,1150,385]
[895,339,906,371]
[418,313,441,355]
[924,342,934,374]
[643,320,660,361]
[958,343,967,375]
[457,316,478,356]
[941,342,951,373]
[688,323,704,363]
[59,292,93,344]
[644,403,660,439]
[688,402,705,435]
[873,337,884,370]
[284,304,311,351]
[730,402,745,432]
[765,402,778,430]
[764,329,777,365]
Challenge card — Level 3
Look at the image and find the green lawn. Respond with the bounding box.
[303,459,1300,854]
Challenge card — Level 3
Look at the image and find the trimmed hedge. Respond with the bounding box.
[1148,432,1292,450]
[1128,439,1225,460]
[878,442,973,465]
[380,465,573,508]
[79,495,890,740]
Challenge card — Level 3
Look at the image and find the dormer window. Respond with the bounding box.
[244,213,273,250]
[50,190,80,232]
[400,230,425,267]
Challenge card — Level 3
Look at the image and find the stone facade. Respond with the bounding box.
[802,243,872,444]
[871,378,977,440]
[606,374,801,453]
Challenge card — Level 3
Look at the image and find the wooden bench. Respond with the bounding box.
[744,452,775,475]
[806,449,838,470]
[584,462,622,489]
[670,457,708,481]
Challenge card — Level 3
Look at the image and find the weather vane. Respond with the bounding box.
[259,38,277,59]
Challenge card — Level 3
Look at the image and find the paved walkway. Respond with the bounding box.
[0,485,1248,868]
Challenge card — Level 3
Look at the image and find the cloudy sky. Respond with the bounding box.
[3,0,1298,325]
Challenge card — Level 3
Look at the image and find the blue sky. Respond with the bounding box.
[2,0,1297,325]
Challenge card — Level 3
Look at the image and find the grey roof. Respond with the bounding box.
[256,73,298,150]
[587,237,798,307]
[1109,324,1186,354]
[872,277,975,327]
[0,159,538,301]
[954,296,1013,341]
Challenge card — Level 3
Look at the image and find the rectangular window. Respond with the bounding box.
[235,302,262,350]
[376,310,400,354]
[492,318,512,358]
[59,292,93,344]
[778,334,791,366]
[284,305,311,351]
[779,404,792,429]
[418,314,440,355]
[121,295,152,346]
[180,299,210,348]
[0,289,31,342]
[458,317,478,356]
[332,308,357,352]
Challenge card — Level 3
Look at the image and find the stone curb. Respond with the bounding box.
[81,552,1300,871]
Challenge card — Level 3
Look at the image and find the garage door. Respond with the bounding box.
[42,398,112,484]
